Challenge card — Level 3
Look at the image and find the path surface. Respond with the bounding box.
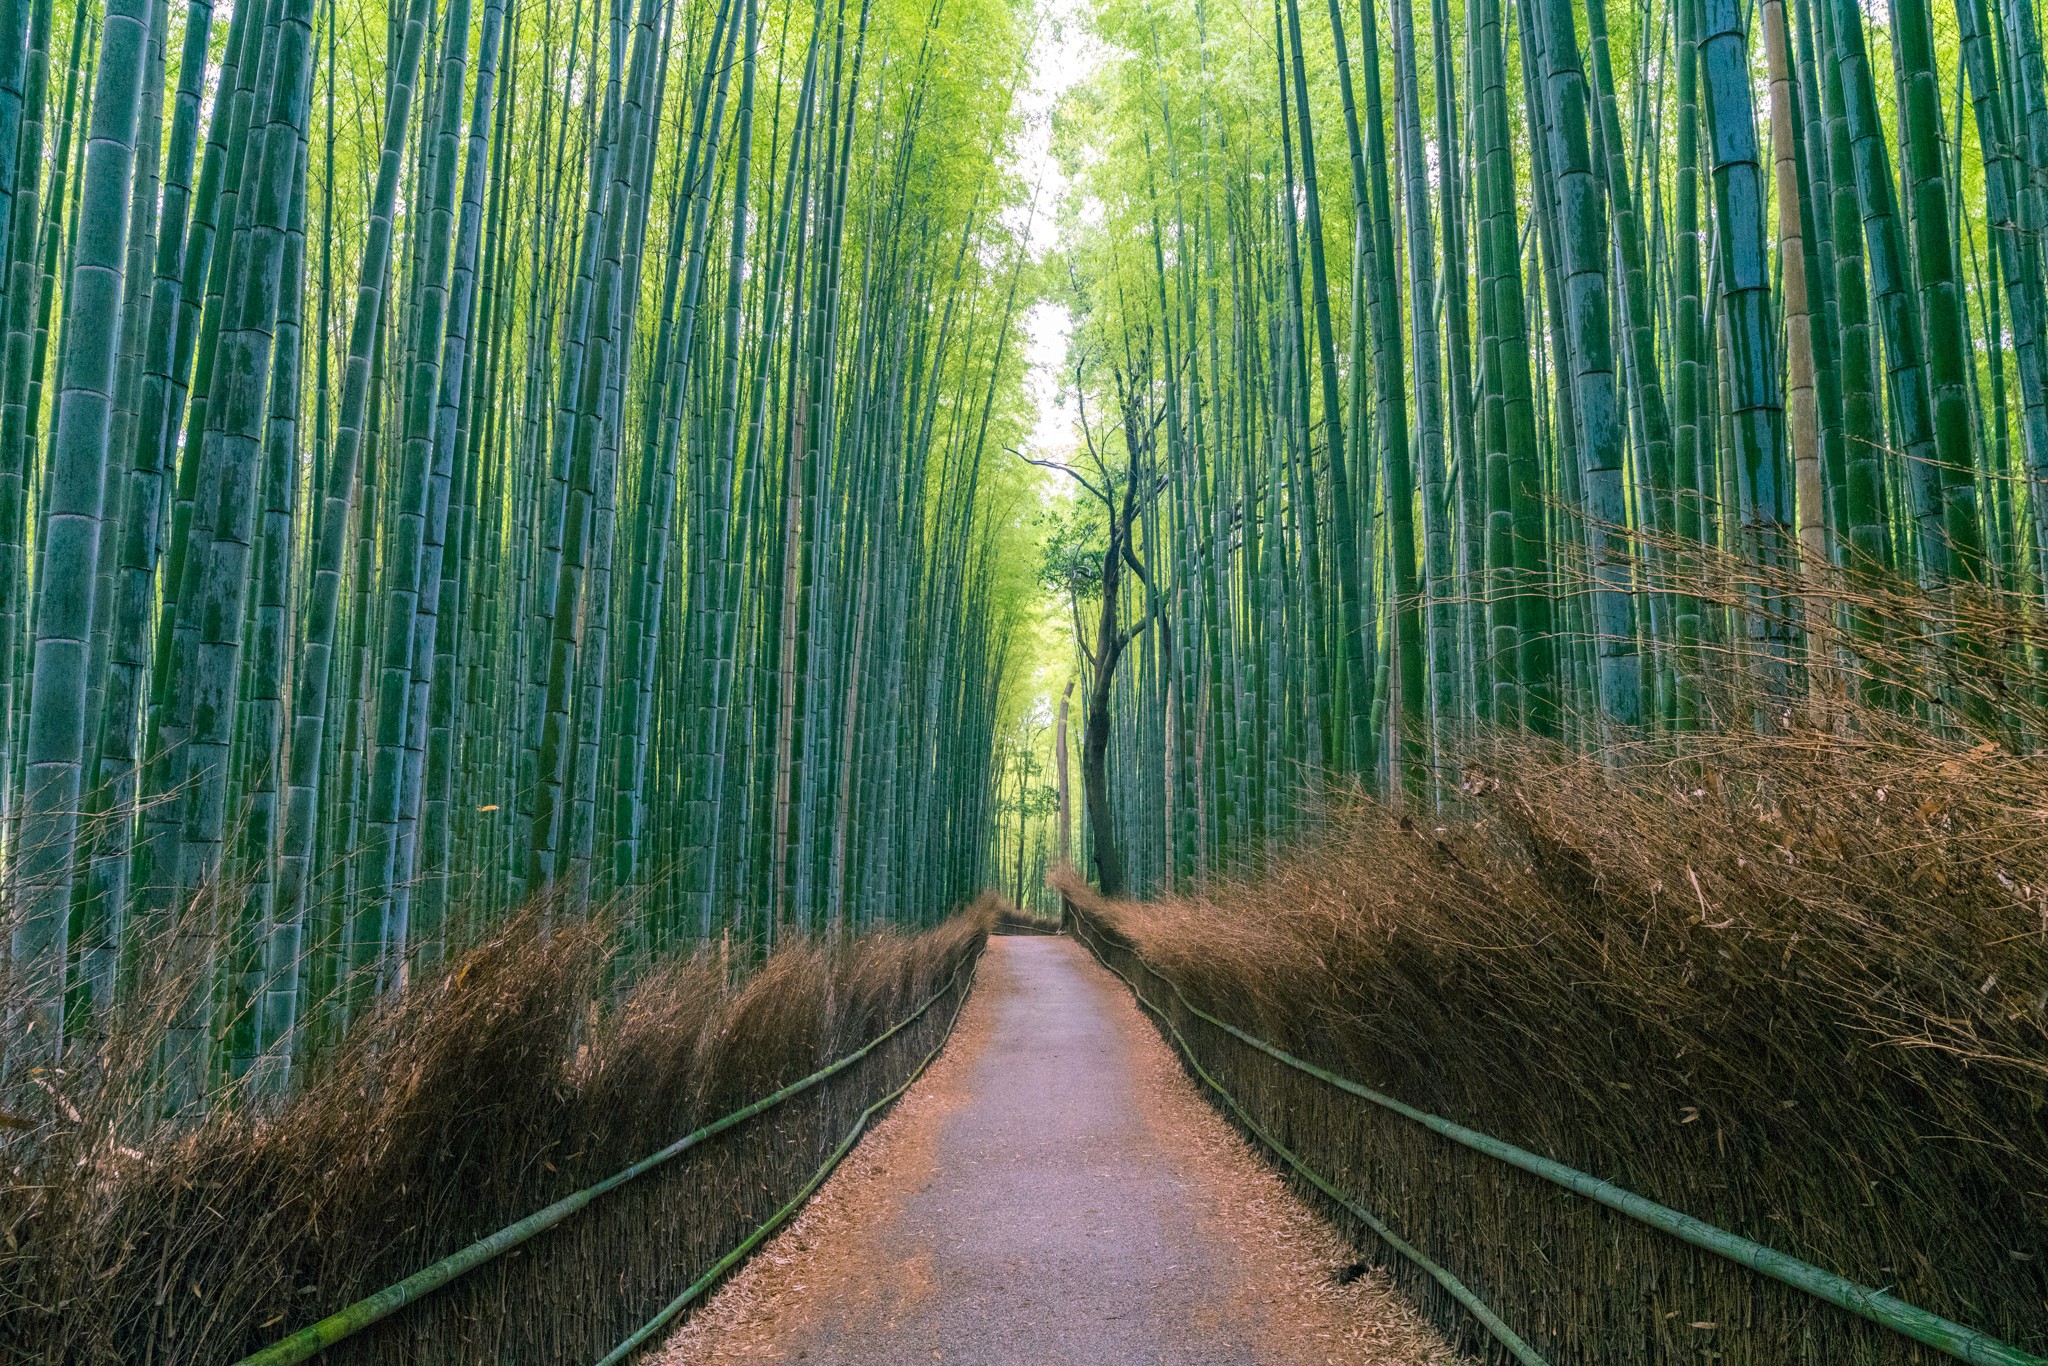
[654,935,1462,1365]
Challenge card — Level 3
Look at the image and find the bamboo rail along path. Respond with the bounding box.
[231,950,984,1366]
[1062,892,2046,1366]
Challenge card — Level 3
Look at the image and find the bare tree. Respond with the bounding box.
[1022,348,1166,896]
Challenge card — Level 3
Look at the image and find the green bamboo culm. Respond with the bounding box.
[10,0,152,1070]
[0,0,1042,1116]
[1036,0,2048,908]
[0,0,2043,1201]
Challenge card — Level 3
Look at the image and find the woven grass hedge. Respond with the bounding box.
[1,898,992,1365]
[1056,730,2047,1365]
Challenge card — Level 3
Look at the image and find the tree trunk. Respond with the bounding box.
[1083,509,1128,896]
[1055,676,1072,865]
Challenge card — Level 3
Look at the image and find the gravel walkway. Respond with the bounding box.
[653,934,1463,1365]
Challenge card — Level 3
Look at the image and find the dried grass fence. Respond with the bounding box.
[2,898,994,1365]
[1053,731,2048,1366]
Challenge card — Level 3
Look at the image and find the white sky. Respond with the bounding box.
[1008,0,1098,480]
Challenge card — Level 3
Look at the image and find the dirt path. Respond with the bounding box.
[653,935,1463,1365]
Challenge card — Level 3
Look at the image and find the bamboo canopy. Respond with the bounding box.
[0,0,1044,1109]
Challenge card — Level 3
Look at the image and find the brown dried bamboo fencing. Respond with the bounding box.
[1063,895,2041,1366]
[200,943,982,1366]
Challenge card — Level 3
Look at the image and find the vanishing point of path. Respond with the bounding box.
[655,935,1464,1365]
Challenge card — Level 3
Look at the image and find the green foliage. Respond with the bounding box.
[1034,0,2048,906]
[0,0,1041,1116]
[1037,496,1105,600]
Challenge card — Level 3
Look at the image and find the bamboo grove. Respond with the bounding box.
[1040,0,2048,895]
[0,0,1044,1105]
